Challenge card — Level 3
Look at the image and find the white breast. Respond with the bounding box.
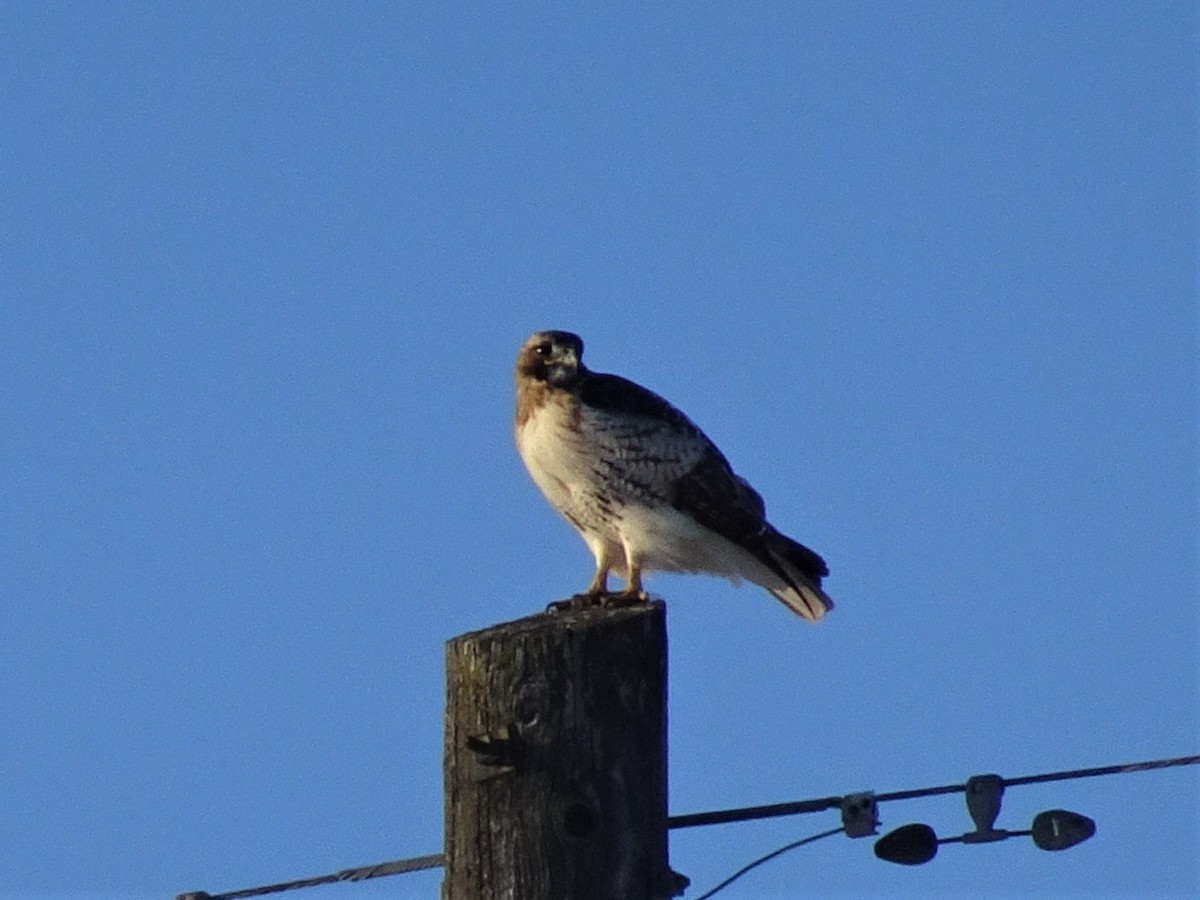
[516,401,587,518]
[517,392,778,589]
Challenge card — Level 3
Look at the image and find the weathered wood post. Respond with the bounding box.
[443,601,678,900]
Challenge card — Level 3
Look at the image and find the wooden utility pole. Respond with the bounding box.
[443,601,681,900]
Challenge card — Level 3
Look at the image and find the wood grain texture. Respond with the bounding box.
[443,602,676,900]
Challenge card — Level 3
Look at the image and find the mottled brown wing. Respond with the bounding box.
[580,371,767,536]
[573,366,831,606]
[576,372,715,503]
[578,372,699,428]
[674,451,830,584]
[578,369,829,586]
[669,448,768,546]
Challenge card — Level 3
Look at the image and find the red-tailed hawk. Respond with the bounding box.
[514,330,833,621]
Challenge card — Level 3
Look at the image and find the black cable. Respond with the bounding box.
[178,752,1198,898]
[669,795,841,829]
[669,752,1200,829]
[681,755,1198,898]
[176,854,444,900]
[691,827,844,900]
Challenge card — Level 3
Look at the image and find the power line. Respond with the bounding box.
[683,753,1200,896]
[668,752,1200,829]
[176,854,443,900]
[691,827,844,900]
[177,752,1198,900]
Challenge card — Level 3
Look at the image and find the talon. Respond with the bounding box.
[600,590,650,609]
[546,592,605,613]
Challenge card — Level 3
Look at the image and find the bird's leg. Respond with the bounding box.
[546,564,610,613]
[584,567,610,596]
[605,563,649,607]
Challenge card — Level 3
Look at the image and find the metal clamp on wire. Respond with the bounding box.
[840,792,879,837]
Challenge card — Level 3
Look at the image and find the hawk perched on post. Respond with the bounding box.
[514,330,833,621]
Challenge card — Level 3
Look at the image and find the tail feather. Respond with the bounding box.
[760,528,834,622]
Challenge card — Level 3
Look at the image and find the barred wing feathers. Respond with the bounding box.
[579,371,833,621]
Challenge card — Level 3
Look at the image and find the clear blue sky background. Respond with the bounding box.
[2,3,1195,899]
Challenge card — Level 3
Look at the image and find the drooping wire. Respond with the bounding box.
[668,752,1200,829]
[176,854,444,900]
[178,752,1199,898]
[691,826,844,900]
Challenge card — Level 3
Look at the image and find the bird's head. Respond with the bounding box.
[516,330,585,387]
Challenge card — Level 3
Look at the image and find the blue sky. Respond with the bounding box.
[2,3,1196,898]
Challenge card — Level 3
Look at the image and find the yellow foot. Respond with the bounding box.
[545,591,651,613]
[601,590,651,609]
[546,593,604,613]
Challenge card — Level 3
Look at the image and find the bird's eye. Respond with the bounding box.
[534,342,552,357]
